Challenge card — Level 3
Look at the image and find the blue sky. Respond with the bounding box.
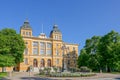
[0,0,120,52]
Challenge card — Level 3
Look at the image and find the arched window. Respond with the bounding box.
[47,59,51,67]
[33,59,38,67]
[40,59,45,67]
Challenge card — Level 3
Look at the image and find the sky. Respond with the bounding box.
[0,0,120,53]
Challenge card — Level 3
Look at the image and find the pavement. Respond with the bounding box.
[1,72,120,80]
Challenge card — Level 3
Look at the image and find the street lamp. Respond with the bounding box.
[61,44,68,72]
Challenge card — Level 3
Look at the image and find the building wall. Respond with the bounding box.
[18,36,78,72]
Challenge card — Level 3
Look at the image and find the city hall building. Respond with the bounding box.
[0,20,79,72]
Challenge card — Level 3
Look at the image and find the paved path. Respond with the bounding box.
[1,72,120,80]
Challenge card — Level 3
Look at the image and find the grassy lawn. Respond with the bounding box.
[0,72,7,79]
[110,72,120,74]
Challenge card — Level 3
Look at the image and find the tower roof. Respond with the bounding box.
[20,19,32,30]
[50,24,61,35]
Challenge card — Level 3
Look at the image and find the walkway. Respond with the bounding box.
[2,72,120,80]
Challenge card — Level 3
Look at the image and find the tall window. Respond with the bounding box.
[47,43,52,55]
[40,42,45,55]
[47,50,51,55]
[47,43,52,48]
[41,59,45,67]
[56,59,59,64]
[33,59,38,67]
[33,42,38,47]
[40,42,45,48]
[40,49,45,54]
[47,59,51,67]
[24,48,28,55]
[24,58,28,64]
[33,48,38,55]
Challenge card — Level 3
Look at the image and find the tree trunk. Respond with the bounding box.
[106,65,108,72]
[107,66,111,72]
[2,67,6,72]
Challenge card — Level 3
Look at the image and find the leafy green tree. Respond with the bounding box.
[77,49,89,68]
[78,30,120,72]
[98,30,120,72]
[0,28,25,71]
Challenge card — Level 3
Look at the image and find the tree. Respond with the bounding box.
[78,30,120,72]
[77,49,89,68]
[0,28,25,71]
[98,30,120,72]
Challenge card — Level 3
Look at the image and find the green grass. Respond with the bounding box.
[0,72,7,79]
[110,72,120,74]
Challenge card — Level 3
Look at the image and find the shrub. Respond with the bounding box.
[80,66,91,72]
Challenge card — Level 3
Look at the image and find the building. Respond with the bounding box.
[0,20,79,72]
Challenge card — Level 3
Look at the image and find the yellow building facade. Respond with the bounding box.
[0,20,78,72]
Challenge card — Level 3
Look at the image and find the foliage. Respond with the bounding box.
[78,30,120,72]
[79,66,91,72]
[0,28,25,67]
[0,54,15,67]
[42,67,51,75]
[0,72,7,78]
[53,67,58,73]
[49,72,96,77]
[77,49,89,67]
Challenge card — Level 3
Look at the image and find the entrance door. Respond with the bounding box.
[47,59,51,67]
[40,59,45,67]
[33,59,38,67]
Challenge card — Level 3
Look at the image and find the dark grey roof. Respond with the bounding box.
[20,20,32,30]
[50,24,61,35]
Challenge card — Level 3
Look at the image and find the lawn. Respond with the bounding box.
[0,72,7,79]
[110,72,120,74]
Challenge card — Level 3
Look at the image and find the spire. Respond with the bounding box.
[24,18,29,23]
[42,24,43,33]
[20,19,32,30]
[50,24,61,35]
[38,24,47,38]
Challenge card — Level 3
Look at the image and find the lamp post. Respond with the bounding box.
[61,44,68,72]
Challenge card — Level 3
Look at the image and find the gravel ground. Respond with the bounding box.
[1,72,120,80]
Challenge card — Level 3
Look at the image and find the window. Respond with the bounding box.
[33,48,38,55]
[55,35,58,40]
[29,32,31,36]
[40,49,45,54]
[33,42,38,47]
[40,42,45,48]
[56,50,59,55]
[40,42,45,55]
[24,48,28,55]
[26,32,28,35]
[47,43,52,49]
[56,59,59,64]
[25,42,28,45]
[46,50,51,55]
[24,58,28,64]
[73,47,75,51]
[22,31,25,35]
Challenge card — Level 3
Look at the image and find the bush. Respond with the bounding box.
[80,66,91,72]
[49,72,96,77]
